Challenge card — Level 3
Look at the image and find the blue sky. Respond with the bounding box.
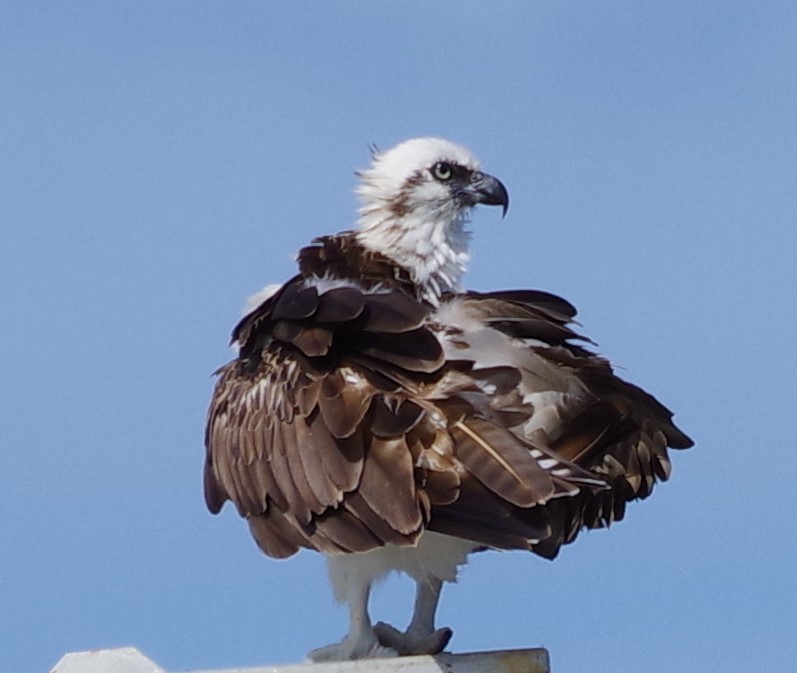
[2,3,796,672]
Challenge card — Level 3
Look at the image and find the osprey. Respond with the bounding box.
[204,137,693,661]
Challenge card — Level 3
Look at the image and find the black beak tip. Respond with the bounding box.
[491,183,509,219]
[498,184,509,218]
[472,172,509,218]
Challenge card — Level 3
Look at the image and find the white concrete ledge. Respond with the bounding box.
[50,646,550,673]
[50,648,165,673]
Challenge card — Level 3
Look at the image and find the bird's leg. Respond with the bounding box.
[374,577,453,655]
[308,581,398,662]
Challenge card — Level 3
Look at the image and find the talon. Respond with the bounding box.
[374,621,452,655]
[308,630,398,662]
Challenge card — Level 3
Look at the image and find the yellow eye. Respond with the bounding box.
[433,162,453,181]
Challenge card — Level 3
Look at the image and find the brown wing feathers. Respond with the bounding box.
[207,281,440,556]
[205,262,692,561]
[460,291,693,551]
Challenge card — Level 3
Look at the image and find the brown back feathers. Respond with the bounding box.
[204,233,692,560]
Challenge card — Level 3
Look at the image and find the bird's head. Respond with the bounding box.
[355,137,509,302]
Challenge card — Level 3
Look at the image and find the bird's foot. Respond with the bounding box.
[374,621,453,656]
[307,629,399,662]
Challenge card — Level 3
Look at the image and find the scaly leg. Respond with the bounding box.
[374,577,452,655]
[308,581,398,662]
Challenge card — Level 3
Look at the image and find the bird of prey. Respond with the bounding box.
[204,137,693,661]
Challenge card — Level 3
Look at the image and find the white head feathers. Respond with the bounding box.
[355,137,508,304]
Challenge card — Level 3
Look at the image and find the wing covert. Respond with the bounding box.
[205,277,691,561]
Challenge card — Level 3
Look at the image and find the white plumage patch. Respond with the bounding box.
[326,531,478,603]
[243,283,283,314]
[355,138,482,303]
[357,138,480,205]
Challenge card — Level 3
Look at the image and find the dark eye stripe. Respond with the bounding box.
[431,162,470,182]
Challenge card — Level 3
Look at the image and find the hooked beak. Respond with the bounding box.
[461,171,509,218]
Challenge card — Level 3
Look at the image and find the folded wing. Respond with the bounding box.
[205,281,692,560]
